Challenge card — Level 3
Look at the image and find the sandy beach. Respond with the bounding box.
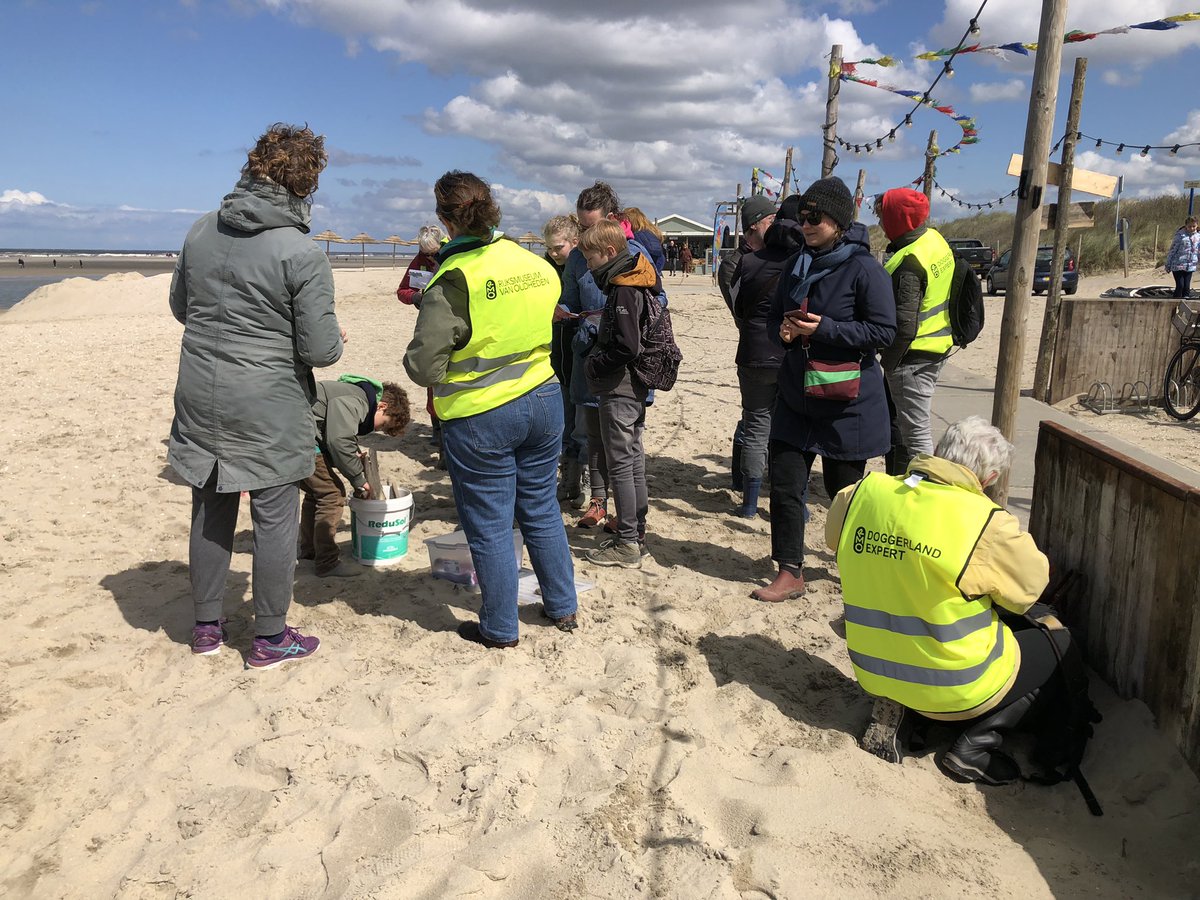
[1,266,1197,898]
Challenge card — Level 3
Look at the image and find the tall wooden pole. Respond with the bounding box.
[782,147,794,199]
[822,45,842,178]
[992,0,1070,504]
[854,169,867,220]
[1033,56,1087,403]
[922,131,938,202]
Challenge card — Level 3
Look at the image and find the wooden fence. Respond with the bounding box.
[1048,298,1180,405]
[1030,420,1200,776]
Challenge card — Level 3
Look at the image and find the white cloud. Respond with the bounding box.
[0,190,51,207]
[1166,109,1200,144]
[251,0,927,227]
[969,78,1026,103]
[1101,69,1142,87]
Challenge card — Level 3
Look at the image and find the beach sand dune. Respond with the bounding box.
[1,269,1196,897]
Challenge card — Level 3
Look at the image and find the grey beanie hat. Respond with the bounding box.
[741,195,776,230]
[800,176,855,229]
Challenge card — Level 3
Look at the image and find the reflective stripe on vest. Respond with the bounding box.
[428,235,560,420]
[884,230,955,355]
[836,472,1018,714]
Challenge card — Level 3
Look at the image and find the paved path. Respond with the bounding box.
[932,361,1200,527]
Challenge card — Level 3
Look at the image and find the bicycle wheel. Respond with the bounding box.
[1163,342,1200,420]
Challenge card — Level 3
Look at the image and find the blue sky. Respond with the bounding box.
[3,0,1199,249]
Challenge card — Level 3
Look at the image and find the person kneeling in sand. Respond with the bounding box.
[826,417,1086,785]
[300,376,411,577]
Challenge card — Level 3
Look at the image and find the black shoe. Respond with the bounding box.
[456,621,518,649]
[860,697,907,764]
[941,748,1022,786]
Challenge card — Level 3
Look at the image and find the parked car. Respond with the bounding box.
[986,245,1078,296]
[946,238,995,278]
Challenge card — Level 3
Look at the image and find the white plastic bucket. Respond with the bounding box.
[348,486,413,566]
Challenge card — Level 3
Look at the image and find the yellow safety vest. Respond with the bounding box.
[884,229,955,355]
[428,234,559,421]
[836,472,1018,715]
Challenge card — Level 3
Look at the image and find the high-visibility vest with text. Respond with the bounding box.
[884,229,955,355]
[427,236,559,420]
[836,472,1018,715]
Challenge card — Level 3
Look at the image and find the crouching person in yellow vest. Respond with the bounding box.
[403,171,579,649]
[825,416,1072,785]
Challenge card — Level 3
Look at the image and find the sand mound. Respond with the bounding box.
[2,271,172,322]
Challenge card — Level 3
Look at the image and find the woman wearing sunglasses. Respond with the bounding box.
[753,177,897,602]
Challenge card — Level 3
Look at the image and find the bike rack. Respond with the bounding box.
[1081,380,1151,415]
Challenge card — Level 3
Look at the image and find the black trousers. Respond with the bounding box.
[768,439,865,566]
[1173,270,1194,299]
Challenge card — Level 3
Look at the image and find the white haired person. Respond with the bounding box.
[396,223,446,441]
[825,416,1081,785]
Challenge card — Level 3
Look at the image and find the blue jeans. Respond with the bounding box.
[442,382,577,642]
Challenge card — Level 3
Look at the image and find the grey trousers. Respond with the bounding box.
[597,392,648,543]
[886,357,946,461]
[582,405,609,500]
[190,473,300,636]
[737,366,778,481]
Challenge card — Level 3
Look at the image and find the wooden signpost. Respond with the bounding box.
[1007,154,1118,198]
[1039,201,1096,230]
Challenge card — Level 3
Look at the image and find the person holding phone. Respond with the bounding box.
[754,177,896,603]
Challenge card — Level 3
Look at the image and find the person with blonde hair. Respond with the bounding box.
[622,207,665,271]
[542,214,589,509]
[169,122,343,668]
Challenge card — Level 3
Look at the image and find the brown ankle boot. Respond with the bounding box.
[751,568,805,603]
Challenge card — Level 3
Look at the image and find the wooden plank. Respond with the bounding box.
[1039,201,1096,229]
[1008,153,1119,197]
[362,448,382,500]
[1031,420,1200,778]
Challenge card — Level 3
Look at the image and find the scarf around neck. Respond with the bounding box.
[787,239,857,310]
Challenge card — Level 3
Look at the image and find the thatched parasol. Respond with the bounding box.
[312,229,344,255]
[380,234,418,268]
[515,230,544,250]
[347,232,377,269]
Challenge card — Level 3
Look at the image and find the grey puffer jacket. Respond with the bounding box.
[168,176,343,492]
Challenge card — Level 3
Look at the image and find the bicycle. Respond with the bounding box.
[1163,299,1200,420]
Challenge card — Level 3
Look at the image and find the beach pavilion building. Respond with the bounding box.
[654,214,715,271]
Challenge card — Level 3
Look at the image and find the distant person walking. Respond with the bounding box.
[169,123,344,669]
[679,243,693,278]
[1165,216,1200,299]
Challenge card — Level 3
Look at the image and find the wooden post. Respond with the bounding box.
[854,168,867,220]
[734,182,743,244]
[1077,233,1083,269]
[782,147,794,199]
[922,131,938,202]
[1153,224,1160,261]
[1033,56,1087,403]
[822,45,842,178]
[991,0,1070,504]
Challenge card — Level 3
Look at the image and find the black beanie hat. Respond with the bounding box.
[800,176,855,229]
[740,195,776,230]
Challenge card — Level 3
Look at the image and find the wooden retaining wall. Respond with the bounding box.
[1048,298,1179,405]
[1030,420,1200,776]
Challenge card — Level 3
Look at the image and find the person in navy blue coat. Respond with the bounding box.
[752,177,897,603]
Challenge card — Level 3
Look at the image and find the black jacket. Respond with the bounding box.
[730,218,805,369]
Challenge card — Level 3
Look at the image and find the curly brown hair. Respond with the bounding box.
[245,123,328,198]
[434,171,501,238]
[576,181,621,218]
[378,382,412,437]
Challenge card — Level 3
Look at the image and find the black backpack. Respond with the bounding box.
[948,252,985,347]
[631,292,683,391]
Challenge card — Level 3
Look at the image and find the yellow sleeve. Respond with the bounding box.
[960,510,1049,614]
[825,482,859,552]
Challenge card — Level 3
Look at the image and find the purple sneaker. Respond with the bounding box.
[245,626,320,670]
[191,620,227,655]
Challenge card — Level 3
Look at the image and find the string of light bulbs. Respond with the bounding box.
[923,134,1068,209]
[1076,131,1200,157]
[833,0,988,158]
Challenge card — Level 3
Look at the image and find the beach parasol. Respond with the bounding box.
[347,232,377,270]
[311,229,344,255]
[380,234,418,268]
[515,231,544,251]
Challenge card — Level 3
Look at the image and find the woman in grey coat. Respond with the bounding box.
[168,123,344,669]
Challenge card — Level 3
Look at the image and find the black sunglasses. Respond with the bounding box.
[800,211,826,226]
